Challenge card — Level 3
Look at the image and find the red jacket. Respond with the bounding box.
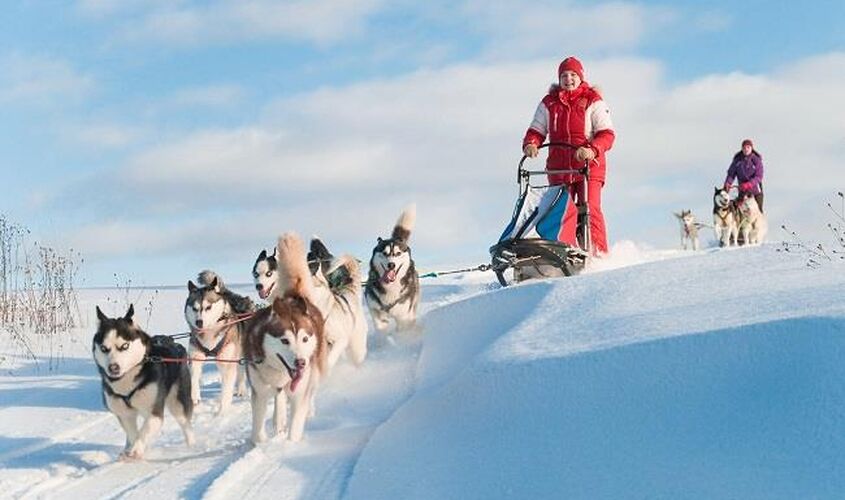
[522,83,615,185]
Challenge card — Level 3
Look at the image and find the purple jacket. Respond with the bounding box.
[724,151,764,194]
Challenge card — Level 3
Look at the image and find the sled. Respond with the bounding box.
[489,143,592,287]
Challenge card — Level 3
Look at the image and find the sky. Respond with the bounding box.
[2,0,844,286]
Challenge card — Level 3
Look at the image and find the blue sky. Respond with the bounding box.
[2,0,844,286]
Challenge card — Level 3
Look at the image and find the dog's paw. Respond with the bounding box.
[251,431,267,445]
[118,449,144,462]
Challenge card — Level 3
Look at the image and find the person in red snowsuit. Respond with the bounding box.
[522,56,615,254]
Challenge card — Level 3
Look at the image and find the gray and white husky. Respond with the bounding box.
[184,271,254,414]
[242,233,329,444]
[737,193,768,245]
[93,305,194,460]
[713,187,739,247]
[673,209,700,250]
[253,237,367,371]
[365,205,421,333]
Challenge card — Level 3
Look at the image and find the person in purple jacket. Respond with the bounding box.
[724,138,765,211]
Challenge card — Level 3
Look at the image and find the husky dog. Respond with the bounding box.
[673,209,701,250]
[365,205,421,333]
[242,233,328,444]
[253,248,278,301]
[713,187,739,247]
[93,305,194,460]
[307,238,368,369]
[253,237,367,371]
[184,271,255,414]
[737,193,768,245]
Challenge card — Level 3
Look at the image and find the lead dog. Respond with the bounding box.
[242,233,328,444]
[93,305,194,460]
[712,187,739,247]
[365,205,421,333]
[184,271,254,414]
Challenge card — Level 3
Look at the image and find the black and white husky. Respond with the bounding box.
[242,233,329,444]
[365,205,421,333]
[93,305,194,460]
[252,248,278,301]
[713,187,739,247]
[252,237,367,371]
[184,271,254,414]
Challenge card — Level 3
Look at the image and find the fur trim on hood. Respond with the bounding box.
[547,83,602,98]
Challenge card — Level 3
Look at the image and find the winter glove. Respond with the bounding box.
[574,146,596,162]
[523,143,539,158]
[740,181,753,192]
[723,182,733,191]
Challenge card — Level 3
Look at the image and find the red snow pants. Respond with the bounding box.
[558,179,608,255]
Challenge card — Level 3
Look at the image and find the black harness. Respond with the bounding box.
[190,321,235,357]
[102,369,147,409]
[365,281,417,312]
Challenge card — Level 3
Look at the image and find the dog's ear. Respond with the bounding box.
[673,212,681,219]
[377,237,383,244]
[96,306,107,323]
[209,276,219,291]
[289,295,310,315]
[258,249,267,261]
[188,280,198,293]
[715,186,720,193]
[270,246,277,258]
[124,304,135,323]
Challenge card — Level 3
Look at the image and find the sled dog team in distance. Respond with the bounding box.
[675,138,768,250]
[92,56,767,460]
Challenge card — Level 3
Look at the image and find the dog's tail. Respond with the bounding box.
[197,270,224,291]
[329,254,367,365]
[276,232,314,301]
[392,203,416,243]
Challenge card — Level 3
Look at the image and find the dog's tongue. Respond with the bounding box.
[289,369,302,392]
[382,269,397,284]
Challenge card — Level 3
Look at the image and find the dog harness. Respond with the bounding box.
[190,324,235,357]
[103,371,146,409]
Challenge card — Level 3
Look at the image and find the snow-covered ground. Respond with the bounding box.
[2,243,844,499]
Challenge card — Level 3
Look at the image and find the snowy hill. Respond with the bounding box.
[2,245,845,499]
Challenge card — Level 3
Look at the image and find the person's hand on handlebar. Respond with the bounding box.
[575,146,596,162]
[523,144,539,158]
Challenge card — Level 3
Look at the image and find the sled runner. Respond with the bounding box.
[489,143,591,286]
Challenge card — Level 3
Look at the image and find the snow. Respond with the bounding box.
[2,243,845,499]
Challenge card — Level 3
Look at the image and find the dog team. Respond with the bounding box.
[673,187,768,250]
[92,206,421,460]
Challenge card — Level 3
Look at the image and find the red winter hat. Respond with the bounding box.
[741,138,753,147]
[558,56,585,81]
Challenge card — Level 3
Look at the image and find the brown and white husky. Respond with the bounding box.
[242,233,328,444]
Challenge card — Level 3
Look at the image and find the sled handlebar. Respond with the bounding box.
[518,142,589,184]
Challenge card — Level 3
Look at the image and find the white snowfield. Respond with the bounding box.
[2,243,844,499]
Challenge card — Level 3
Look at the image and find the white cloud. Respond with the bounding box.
[461,0,675,59]
[94,0,386,46]
[166,84,245,109]
[65,122,145,149]
[64,51,845,272]
[0,53,95,106]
